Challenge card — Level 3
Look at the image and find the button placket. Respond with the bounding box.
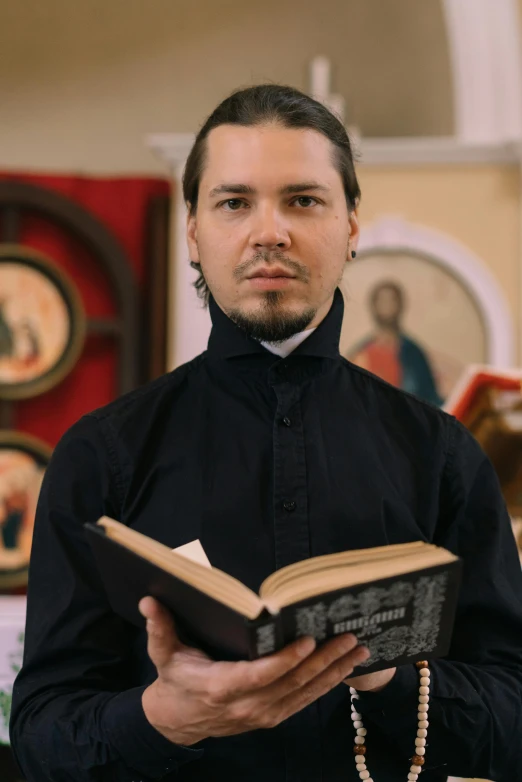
[271,380,310,570]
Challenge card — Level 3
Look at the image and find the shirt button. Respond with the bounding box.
[282,416,292,427]
[283,500,296,512]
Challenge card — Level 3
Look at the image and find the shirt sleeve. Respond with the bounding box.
[9,415,203,782]
[355,417,522,781]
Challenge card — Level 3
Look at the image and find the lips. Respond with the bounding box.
[246,266,296,280]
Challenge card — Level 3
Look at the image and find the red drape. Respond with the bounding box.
[0,172,170,448]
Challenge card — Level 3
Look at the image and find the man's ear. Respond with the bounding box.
[186,206,200,264]
[348,209,360,257]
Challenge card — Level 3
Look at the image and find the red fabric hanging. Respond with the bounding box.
[0,172,171,447]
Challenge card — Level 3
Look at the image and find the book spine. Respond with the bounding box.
[246,612,284,660]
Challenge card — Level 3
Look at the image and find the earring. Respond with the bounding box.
[351,250,357,259]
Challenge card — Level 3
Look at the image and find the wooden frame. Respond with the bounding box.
[0,180,171,426]
[0,181,140,397]
[0,245,86,400]
[0,431,52,591]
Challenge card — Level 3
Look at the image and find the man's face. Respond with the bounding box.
[187,123,359,341]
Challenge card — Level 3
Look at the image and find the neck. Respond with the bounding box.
[306,294,336,330]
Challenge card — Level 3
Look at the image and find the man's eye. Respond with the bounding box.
[221,199,245,211]
[294,196,318,207]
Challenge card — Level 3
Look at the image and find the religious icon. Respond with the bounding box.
[340,251,488,406]
[0,245,86,399]
[0,432,51,590]
[445,365,522,560]
[345,280,443,406]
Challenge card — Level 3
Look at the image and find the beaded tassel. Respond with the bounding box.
[349,660,430,782]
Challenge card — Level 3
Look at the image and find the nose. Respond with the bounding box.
[249,204,291,252]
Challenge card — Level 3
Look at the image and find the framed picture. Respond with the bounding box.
[339,250,489,406]
[0,245,86,400]
[0,432,52,591]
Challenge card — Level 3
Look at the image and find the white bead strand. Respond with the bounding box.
[350,661,430,781]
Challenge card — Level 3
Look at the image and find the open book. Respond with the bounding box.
[85,517,462,674]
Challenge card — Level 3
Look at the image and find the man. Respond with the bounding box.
[347,281,443,406]
[9,85,522,781]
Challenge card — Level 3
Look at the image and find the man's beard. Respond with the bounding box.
[229,291,316,343]
[204,248,316,343]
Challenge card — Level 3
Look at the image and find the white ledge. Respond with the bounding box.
[357,136,522,165]
[146,133,522,170]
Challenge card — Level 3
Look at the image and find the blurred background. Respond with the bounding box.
[1,2,522,780]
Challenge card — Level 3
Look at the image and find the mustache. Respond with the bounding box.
[233,252,310,283]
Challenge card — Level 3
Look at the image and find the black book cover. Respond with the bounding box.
[85,523,261,660]
[273,561,462,674]
[85,523,462,672]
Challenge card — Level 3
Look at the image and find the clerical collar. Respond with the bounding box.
[206,287,344,360]
[260,328,316,358]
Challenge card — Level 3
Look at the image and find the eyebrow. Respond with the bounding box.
[208,182,331,198]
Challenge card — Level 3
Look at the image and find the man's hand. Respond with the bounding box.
[139,596,370,746]
[343,666,397,693]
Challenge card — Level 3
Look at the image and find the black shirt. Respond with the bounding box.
[10,289,522,782]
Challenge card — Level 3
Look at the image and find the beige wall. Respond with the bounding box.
[1,0,451,175]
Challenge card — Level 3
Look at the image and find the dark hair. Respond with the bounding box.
[182,83,361,304]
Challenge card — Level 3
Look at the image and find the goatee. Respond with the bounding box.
[229,292,316,344]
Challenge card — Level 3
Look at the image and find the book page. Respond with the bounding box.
[172,540,212,569]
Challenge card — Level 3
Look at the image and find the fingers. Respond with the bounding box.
[201,633,361,707]
[207,636,369,732]
[139,596,182,669]
[208,635,318,701]
[259,633,361,703]
[271,643,370,722]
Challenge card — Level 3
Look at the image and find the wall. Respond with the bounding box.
[0,0,451,174]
